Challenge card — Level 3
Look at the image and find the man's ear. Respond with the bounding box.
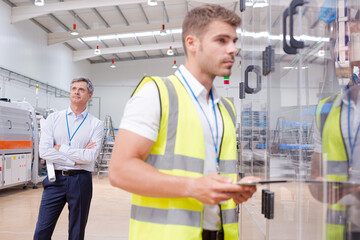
[88,92,93,100]
[185,34,198,54]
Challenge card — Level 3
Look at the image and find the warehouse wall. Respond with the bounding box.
[0,1,90,111]
[90,56,246,128]
[90,56,327,130]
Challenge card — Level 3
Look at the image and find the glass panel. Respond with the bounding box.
[240,0,360,239]
[238,1,271,239]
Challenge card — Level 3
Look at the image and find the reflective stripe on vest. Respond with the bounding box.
[129,75,238,240]
[131,205,238,226]
[317,93,348,240]
[326,161,348,175]
[221,97,236,127]
[131,205,202,227]
[326,208,347,225]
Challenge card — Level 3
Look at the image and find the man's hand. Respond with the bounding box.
[231,176,260,204]
[85,141,96,149]
[54,145,61,151]
[187,174,259,205]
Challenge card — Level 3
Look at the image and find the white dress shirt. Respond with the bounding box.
[120,65,225,230]
[39,106,104,172]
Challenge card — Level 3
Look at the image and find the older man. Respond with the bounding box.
[34,77,104,240]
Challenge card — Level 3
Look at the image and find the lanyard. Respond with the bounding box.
[66,111,88,146]
[347,93,360,166]
[178,69,220,172]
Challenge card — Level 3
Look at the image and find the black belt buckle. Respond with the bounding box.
[216,231,223,240]
[61,170,71,176]
[202,230,223,240]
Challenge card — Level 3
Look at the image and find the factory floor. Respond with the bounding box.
[0,175,131,240]
[0,175,327,240]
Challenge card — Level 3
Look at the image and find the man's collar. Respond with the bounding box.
[67,106,88,117]
[175,65,220,103]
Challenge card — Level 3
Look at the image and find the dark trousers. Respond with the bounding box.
[34,171,92,240]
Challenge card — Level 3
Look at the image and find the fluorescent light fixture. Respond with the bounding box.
[117,33,135,39]
[283,66,294,70]
[135,32,154,37]
[94,45,101,55]
[80,28,183,42]
[110,59,116,68]
[160,24,167,36]
[167,46,174,56]
[253,0,268,8]
[34,0,44,6]
[148,0,157,6]
[82,36,98,42]
[237,29,329,42]
[245,0,253,6]
[99,35,117,40]
[171,29,182,34]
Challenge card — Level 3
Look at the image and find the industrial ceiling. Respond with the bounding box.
[3,0,327,65]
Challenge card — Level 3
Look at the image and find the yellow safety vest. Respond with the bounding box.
[316,93,348,240]
[129,75,239,240]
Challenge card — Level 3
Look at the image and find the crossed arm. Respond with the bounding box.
[109,129,258,205]
[39,117,104,166]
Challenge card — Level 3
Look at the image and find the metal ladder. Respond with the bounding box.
[96,115,115,177]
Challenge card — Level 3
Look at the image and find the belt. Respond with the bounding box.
[55,170,88,176]
[202,230,223,240]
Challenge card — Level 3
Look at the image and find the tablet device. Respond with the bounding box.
[235,180,289,185]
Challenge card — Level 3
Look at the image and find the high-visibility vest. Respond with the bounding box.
[316,93,348,240]
[129,75,239,240]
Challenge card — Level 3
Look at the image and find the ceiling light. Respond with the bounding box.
[70,24,79,36]
[147,0,158,6]
[94,45,101,55]
[172,60,178,69]
[160,24,167,36]
[245,0,253,6]
[318,48,325,57]
[167,46,174,56]
[34,0,44,6]
[110,59,116,68]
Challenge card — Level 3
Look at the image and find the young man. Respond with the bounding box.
[109,4,259,240]
[34,77,104,240]
[309,1,360,239]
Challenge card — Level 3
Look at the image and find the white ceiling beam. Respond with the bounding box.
[12,0,242,23]
[11,0,146,23]
[72,41,272,62]
[73,40,323,62]
[73,42,184,62]
[48,20,183,46]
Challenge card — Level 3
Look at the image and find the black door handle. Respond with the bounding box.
[244,65,262,94]
[289,0,306,49]
[283,7,297,54]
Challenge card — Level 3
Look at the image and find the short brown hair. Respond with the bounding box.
[182,4,241,55]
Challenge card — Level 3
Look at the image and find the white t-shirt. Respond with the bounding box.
[120,65,224,230]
